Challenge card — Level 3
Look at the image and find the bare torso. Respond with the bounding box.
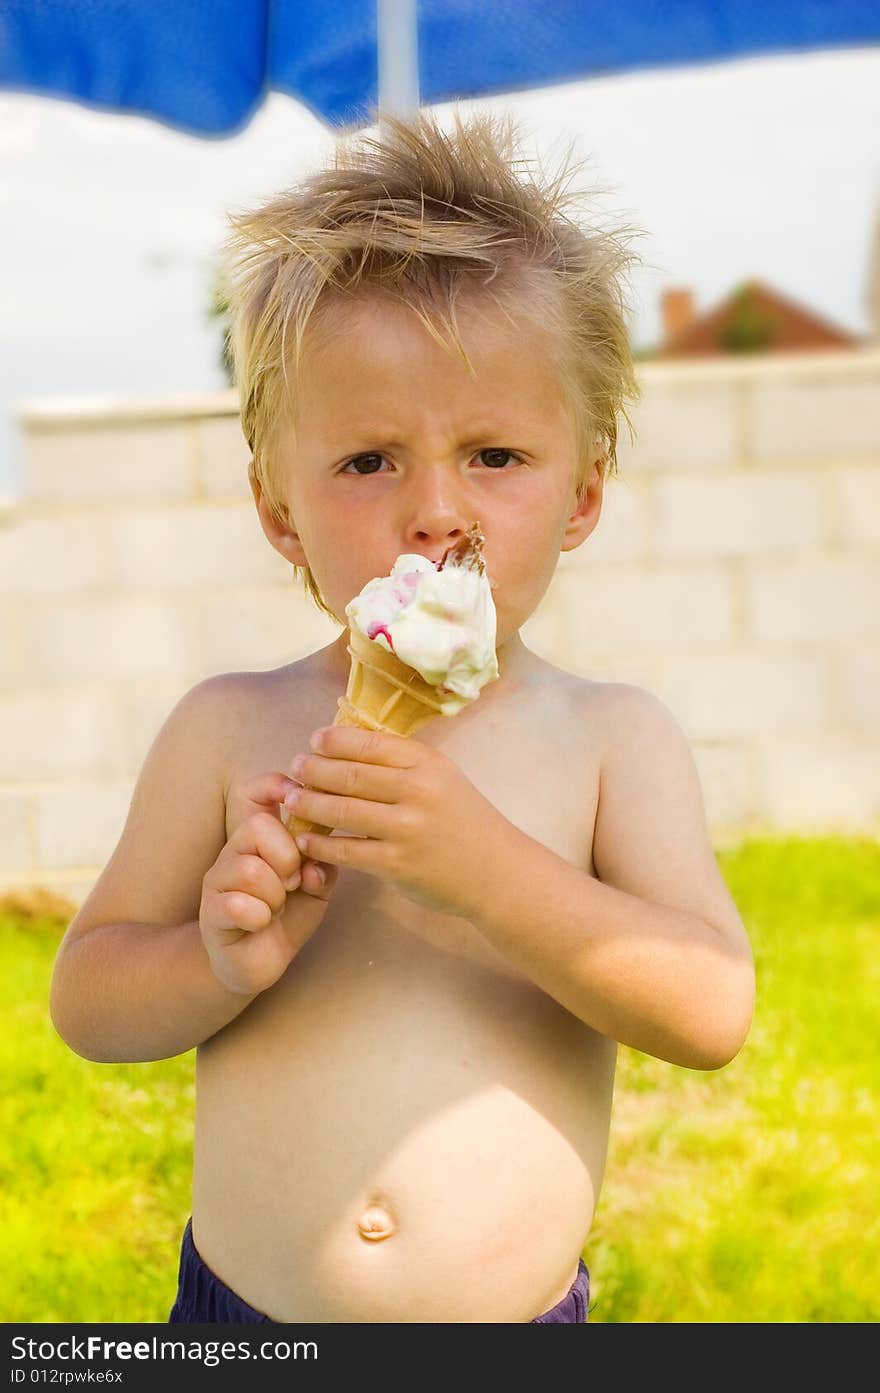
[192,648,617,1321]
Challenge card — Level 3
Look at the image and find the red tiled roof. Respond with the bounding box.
[658,279,862,357]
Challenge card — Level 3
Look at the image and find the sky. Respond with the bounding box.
[1,43,879,498]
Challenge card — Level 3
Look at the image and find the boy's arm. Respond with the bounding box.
[467,685,755,1070]
[50,676,255,1062]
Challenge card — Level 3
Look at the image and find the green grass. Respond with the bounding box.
[2,834,878,1323]
[1,915,195,1322]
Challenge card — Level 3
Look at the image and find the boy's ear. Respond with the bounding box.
[560,449,605,553]
[248,460,308,567]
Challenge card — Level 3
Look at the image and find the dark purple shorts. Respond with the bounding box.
[168,1217,589,1324]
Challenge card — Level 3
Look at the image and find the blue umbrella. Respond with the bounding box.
[1,0,878,136]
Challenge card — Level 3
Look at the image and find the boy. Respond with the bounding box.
[49,109,754,1323]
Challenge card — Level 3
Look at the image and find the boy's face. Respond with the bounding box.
[256,290,603,646]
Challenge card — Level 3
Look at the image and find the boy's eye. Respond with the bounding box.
[343,454,385,475]
[480,449,518,469]
[341,449,521,475]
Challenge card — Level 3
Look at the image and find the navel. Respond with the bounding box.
[357,1204,396,1242]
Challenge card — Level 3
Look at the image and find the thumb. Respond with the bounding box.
[232,772,298,824]
[299,859,338,900]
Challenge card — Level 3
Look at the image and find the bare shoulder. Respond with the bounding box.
[193,665,300,776]
[541,673,682,747]
[212,652,344,776]
[536,665,637,750]
[587,678,702,803]
[587,679,683,747]
[161,667,290,794]
[60,666,297,943]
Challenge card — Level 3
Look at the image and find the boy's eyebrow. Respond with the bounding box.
[335,420,537,448]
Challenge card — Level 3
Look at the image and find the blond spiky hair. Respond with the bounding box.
[219,106,642,622]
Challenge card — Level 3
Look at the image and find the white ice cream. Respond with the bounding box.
[345,528,499,716]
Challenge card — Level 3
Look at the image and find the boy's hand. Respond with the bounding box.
[200,772,338,997]
[283,725,507,918]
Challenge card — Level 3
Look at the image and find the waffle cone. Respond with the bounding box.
[282,627,446,839]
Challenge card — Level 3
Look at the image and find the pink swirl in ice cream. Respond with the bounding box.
[345,523,499,715]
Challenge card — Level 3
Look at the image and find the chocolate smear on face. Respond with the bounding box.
[438,521,486,575]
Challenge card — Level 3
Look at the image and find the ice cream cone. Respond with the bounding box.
[282,626,447,840]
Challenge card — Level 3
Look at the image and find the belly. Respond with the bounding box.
[191,885,616,1322]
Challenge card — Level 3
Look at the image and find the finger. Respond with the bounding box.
[291,830,386,874]
[300,860,338,899]
[228,812,301,887]
[310,724,418,768]
[281,785,397,840]
[209,889,275,935]
[280,802,333,841]
[212,851,289,909]
[237,772,302,816]
[285,754,403,807]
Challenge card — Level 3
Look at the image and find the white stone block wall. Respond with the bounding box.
[2,351,878,907]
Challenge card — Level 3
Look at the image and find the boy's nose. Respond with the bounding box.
[410,520,467,554]
[405,468,470,549]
